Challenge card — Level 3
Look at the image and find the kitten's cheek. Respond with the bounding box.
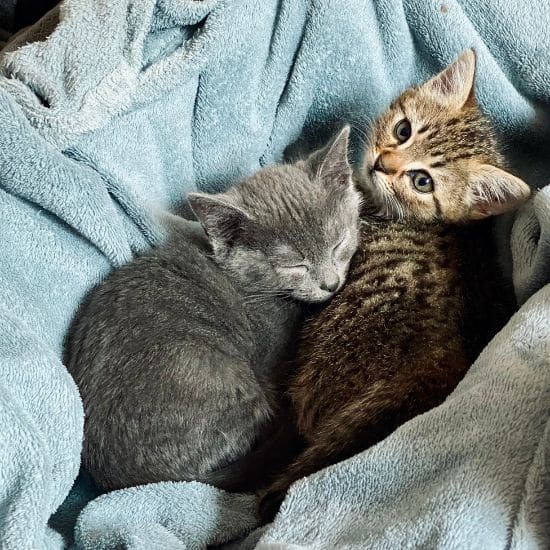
[336,256,353,281]
[335,273,347,293]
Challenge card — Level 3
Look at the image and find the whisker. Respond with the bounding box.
[389,194,405,222]
[245,289,290,297]
[341,109,375,129]
[351,125,371,143]
[242,289,292,304]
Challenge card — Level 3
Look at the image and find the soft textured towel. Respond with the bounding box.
[0,0,548,548]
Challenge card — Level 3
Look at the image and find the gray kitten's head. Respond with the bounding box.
[188,127,361,303]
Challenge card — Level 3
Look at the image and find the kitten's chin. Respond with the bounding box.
[292,289,335,304]
[355,171,386,217]
[354,168,375,193]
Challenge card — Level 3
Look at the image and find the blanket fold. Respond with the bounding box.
[0,1,548,548]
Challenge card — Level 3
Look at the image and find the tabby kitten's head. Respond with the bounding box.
[358,49,530,223]
[188,127,362,303]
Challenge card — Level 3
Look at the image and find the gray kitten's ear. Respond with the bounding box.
[187,192,250,248]
[305,125,352,187]
[468,165,531,219]
[424,49,476,109]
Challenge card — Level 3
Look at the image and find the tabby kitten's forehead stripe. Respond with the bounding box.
[359,49,530,223]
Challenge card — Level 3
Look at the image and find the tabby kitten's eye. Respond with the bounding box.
[409,170,434,193]
[394,119,412,143]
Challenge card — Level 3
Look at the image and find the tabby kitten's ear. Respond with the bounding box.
[468,165,531,219]
[188,192,250,251]
[423,49,476,109]
[304,125,352,187]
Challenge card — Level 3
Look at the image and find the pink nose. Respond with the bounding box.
[373,152,402,175]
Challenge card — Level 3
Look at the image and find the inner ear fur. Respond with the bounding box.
[423,49,477,109]
[468,164,531,219]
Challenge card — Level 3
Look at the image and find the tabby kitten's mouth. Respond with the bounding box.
[357,170,393,219]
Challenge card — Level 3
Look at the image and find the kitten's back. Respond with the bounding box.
[67,127,361,492]
[290,218,511,432]
[258,217,514,521]
[69,239,266,489]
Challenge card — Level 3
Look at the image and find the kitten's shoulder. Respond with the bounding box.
[88,224,219,306]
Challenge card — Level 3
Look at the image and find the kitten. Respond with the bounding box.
[258,49,531,521]
[67,127,362,492]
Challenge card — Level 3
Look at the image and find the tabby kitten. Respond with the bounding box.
[67,127,362,492]
[258,49,531,520]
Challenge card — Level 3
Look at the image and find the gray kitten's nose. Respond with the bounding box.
[320,277,339,293]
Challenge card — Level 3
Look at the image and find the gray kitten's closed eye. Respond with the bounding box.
[333,233,351,256]
[67,125,362,493]
[278,264,308,275]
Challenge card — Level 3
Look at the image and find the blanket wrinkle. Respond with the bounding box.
[0,1,548,549]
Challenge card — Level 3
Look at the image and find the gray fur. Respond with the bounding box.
[67,127,361,491]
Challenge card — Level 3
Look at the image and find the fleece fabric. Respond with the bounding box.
[0,1,548,548]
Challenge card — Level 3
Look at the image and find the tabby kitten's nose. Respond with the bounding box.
[320,277,339,293]
[374,153,400,175]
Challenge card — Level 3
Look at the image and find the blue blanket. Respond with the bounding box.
[0,1,548,548]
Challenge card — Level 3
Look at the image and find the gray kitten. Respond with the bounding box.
[67,127,361,492]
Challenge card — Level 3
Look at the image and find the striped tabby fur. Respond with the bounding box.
[258,50,530,521]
